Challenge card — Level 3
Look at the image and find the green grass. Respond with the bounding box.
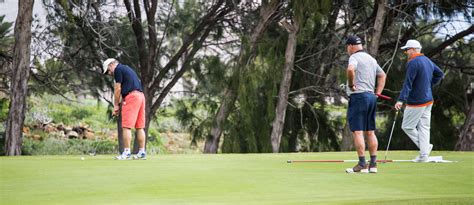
[1,151,473,204]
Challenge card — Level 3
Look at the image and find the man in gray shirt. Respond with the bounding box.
[345,35,386,174]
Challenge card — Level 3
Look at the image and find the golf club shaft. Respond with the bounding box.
[375,93,392,101]
[384,110,399,161]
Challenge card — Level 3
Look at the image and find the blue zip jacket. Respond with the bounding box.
[398,55,444,105]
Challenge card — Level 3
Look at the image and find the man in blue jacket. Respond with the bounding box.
[395,40,444,162]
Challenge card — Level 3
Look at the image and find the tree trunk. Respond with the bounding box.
[203,88,237,153]
[117,105,124,154]
[368,0,387,57]
[204,0,283,153]
[5,0,35,156]
[270,19,299,153]
[455,98,473,151]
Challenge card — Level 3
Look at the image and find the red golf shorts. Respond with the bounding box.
[122,91,146,129]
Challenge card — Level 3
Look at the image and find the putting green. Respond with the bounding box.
[1,151,473,204]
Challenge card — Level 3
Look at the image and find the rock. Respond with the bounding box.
[56,123,65,131]
[66,130,79,139]
[64,126,73,132]
[22,127,30,134]
[84,130,95,140]
[72,126,84,135]
[79,122,89,129]
[44,124,58,133]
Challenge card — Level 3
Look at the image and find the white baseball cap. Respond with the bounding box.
[102,58,117,74]
[400,39,422,50]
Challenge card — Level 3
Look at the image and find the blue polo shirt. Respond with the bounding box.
[114,64,143,98]
[398,55,444,105]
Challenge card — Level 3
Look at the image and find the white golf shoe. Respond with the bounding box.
[114,153,131,160]
[413,144,433,162]
[133,152,147,160]
[413,155,429,162]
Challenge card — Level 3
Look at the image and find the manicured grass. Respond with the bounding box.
[1,151,473,204]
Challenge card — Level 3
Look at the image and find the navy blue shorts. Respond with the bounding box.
[348,92,377,131]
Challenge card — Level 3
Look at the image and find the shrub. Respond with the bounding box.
[147,128,165,154]
[22,137,117,155]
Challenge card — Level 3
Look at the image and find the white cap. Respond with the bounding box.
[102,58,117,74]
[400,39,422,50]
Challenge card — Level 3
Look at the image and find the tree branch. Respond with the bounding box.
[425,25,474,58]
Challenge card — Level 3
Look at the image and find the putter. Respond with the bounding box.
[384,110,399,162]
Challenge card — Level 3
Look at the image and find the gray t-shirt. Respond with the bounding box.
[346,51,384,96]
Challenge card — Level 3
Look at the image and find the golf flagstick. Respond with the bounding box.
[384,110,399,162]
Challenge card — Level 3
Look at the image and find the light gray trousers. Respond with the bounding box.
[401,104,433,156]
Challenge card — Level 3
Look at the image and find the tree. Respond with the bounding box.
[5,0,35,155]
[39,0,235,153]
[204,0,284,153]
[456,95,473,151]
[367,0,388,56]
[270,0,332,152]
[270,17,298,152]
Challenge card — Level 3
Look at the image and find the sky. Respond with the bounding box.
[0,0,46,28]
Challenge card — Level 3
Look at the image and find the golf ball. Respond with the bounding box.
[80,157,85,160]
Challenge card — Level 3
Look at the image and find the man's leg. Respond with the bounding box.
[401,106,424,148]
[365,131,378,173]
[353,130,366,165]
[346,130,368,173]
[115,127,132,159]
[136,128,146,150]
[417,105,432,156]
[365,131,378,156]
[123,128,132,150]
[135,92,146,157]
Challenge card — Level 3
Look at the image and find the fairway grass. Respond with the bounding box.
[1,151,473,204]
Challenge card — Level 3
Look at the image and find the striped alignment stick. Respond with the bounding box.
[287,159,413,163]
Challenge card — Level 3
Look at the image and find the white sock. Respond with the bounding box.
[123,148,131,155]
[139,148,145,153]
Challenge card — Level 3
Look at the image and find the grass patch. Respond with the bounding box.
[0,151,472,204]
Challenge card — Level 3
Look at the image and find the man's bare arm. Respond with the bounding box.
[375,72,386,95]
[114,83,122,107]
[347,64,356,91]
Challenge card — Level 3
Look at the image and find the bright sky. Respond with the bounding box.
[0,0,47,28]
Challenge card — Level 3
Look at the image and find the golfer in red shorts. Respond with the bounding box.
[103,58,146,160]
